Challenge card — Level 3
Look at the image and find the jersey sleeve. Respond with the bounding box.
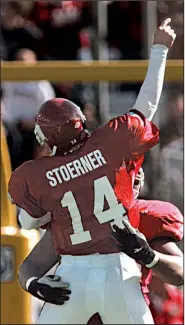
[107,109,159,159]
[8,166,46,218]
[139,202,183,243]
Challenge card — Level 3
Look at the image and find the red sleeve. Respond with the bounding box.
[8,165,46,218]
[138,201,183,242]
[108,109,159,159]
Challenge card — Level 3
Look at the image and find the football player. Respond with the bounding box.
[18,168,183,324]
[113,168,183,303]
[9,18,176,324]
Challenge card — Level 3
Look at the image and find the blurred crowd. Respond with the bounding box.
[1,0,183,210]
[0,1,184,323]
[0,0,145,169]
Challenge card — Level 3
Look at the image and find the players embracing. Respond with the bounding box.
[8,18,183,325]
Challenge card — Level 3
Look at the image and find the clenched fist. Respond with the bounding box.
[153,18,176,49]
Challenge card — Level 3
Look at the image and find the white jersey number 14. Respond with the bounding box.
[61,176,127,245]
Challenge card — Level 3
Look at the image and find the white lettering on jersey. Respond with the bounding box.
[45,171,57,187]
[46,150,107,187]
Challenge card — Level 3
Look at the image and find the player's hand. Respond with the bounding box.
[27,275,71,305]
[153,18,176,49]
[111,219,158,267]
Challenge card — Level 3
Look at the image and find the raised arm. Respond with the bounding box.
[132,18,176,121]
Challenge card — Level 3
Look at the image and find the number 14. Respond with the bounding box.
[61,176,128,245]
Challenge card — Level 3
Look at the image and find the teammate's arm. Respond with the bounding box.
[18,231,58,290]
[112,220,183,286]
[18,231,71,305]
[132,18,176,121]
[150,238,183,286]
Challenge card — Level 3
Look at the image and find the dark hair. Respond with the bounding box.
[7,1,22,15]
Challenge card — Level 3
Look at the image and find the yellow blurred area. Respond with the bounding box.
[1,124,16,227]
[1,123,39,324]
[1,60,183,82]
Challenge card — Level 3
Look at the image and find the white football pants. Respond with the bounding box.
[37,253,154,324]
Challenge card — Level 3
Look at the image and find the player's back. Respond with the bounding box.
[9,111,159,255]
[21,123,134,255]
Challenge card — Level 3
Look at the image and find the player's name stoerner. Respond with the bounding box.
[46,149,107,186]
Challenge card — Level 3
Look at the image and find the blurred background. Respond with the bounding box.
[0,0,184,324]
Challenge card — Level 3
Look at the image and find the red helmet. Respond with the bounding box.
[34,98,88,155]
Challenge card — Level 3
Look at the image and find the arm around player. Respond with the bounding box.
[18,231,71,305]
[149,238,183,286]
[112,219,183,287]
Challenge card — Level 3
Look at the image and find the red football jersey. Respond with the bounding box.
[137,199,183,305]
[9,111,159,255]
